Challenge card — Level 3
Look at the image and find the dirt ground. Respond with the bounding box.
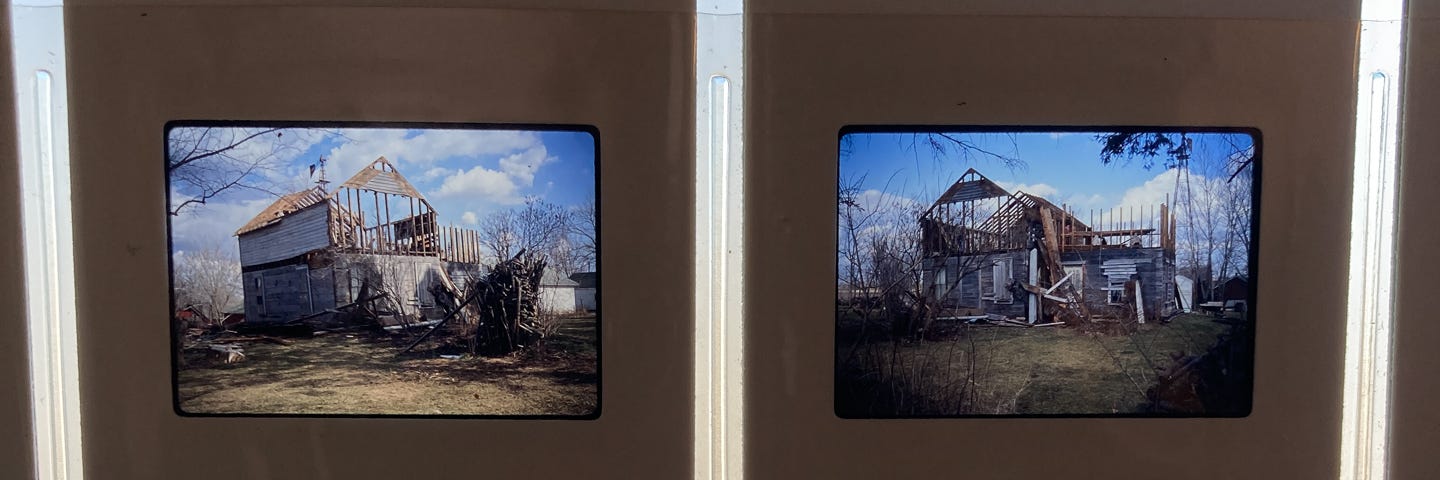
[177,316,598,416]
[836,313,1237,416]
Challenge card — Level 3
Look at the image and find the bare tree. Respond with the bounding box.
[1221,161,1253,277]
[167,127,328,216]
[837,176,1016,416]
[1095,132,1255,295]
[479,197,572,265]
[172,241,242,324]
[843,133,1026,171]
[568,200,598,272]
[838,175,878,303]
[547,236,587,277]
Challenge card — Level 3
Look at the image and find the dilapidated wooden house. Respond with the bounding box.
[920,168,1178,324]
[236,157,486,324]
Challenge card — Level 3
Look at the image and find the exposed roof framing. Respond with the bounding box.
[923,167,1175,256]
[339,156,426,199]
[928,168,1012,210]
[974,191,1090,235]
[234,187,329,235]
[235,156,433,236]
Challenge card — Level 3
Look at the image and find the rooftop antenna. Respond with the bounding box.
[311,156,330,192]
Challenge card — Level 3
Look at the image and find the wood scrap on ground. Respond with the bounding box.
[398,250,550,357]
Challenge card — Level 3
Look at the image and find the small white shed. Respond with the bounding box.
[570,272,597,312]
[538,269,580,314]
[1175,275,1195,313]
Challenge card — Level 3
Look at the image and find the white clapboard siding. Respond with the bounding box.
[238,204,331,267]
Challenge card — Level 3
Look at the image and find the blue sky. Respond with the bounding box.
[840,131,1254,219]
[169,127,595,257]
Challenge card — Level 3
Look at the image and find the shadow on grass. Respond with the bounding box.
[836,313,1246,417]
[176,314,599,413]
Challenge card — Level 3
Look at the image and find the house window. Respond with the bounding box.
[1061,263,1086,299]
[992,259,1012,303]
[1107,276,1127,304]
[345,270,363,304]
[934,267,947,300]
[252,275,265,314]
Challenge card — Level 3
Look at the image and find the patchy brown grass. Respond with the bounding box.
[177,316,598,416]
[837,313,1234,416]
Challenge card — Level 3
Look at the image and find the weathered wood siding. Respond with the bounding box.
[241,263,336,323]
[237,203,331,267]
[308,266,336,313]
[925,247,1177,321]
[333,253,448,319]
[923,250,1031,318]
[1062,247,1177,321]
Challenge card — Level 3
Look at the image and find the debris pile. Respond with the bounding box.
[178,328,294,366]
[467,251,548,356]
[399,250,550,357]
[179,251,557,363]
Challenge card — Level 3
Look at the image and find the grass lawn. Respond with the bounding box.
[837,313,1235,416]
[177,315,598,416]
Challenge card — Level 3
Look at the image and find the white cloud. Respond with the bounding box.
[996,181,1059,199]
[1058,193,1109,215]
[843,189,923,236]
[1114,168,1186,212]
[434,165,520,203]
[325,129,541,182]
[1101,168,1232,230]
[168,192,277,258]
[854,189,922,213]
[461,211,479,225]
[421,167,452,181]
[429,145,556,206]
[498,147,556,185]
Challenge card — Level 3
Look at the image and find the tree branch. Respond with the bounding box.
[168,127,283,172]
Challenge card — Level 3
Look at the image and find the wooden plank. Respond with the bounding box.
[935,315,989,321]
[1045,273,1073,294]
[1134,280,1146,324]
[356,188,366,249]
[372,192,382,250]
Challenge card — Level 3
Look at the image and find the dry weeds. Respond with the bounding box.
[177,316,598,416]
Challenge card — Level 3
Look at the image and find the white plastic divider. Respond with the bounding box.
[695,1,745,479]
[10,1,83,480]
[1341,0,1407,478]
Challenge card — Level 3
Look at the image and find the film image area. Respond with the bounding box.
[837,129,1256,418]
[168,124,598,416]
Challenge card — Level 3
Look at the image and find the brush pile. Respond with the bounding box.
[468,250,548,356]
